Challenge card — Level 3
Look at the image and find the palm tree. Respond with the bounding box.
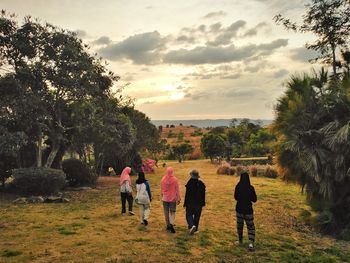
[274,69,350,236]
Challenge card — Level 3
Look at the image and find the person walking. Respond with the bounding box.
[234,171,257,250]
[160,167,181,233]
[135,171,152,226]
[184,169,206,235]
[119,167,135,216]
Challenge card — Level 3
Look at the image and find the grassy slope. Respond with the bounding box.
[1,160,350,263]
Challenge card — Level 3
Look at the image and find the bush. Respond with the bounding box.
[217,166,235,175]
[62,158,97,186]
[250,166,258,177]
[236,166,244,175]
[12,168,66,195]
[264,166,278,178]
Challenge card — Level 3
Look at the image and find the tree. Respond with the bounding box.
[0,126,27,187]
[274,0,350,75]
[172,143,194,163]
[0,11,121,168]
[274,70,350,237]
[200,134,226,161]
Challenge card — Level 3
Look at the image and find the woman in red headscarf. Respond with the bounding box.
[161,167,181,233]
[119,167,135,215]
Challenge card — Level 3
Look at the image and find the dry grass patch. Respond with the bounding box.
[1,160,349,262]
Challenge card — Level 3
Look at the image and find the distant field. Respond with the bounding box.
[1,160,350,262]
[161,126,209,158]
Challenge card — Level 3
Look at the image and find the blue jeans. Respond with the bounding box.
[186,206,202,231]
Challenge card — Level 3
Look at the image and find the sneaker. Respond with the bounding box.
[128,211,135,216]
[169,224,176,233]
[121,212,126,216]
[143,219,148,226]
[248,243,254,251]
[189,225,196,235]
[235,240,243,246]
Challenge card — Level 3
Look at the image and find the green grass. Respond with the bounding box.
[1,250,22,257]
[0,160,349,262]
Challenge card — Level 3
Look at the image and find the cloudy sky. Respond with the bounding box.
[2,0,321,120]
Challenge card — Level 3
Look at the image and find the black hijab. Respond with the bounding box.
[136,171,146,184]
[238,172,251,192]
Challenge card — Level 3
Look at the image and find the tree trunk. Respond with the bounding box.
[44,142,60,168]
[332,44,337,75]
[36,130,43,167]
[99,155,104,176]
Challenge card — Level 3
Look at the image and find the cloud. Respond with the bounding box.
[273,69,289,78]
[92,36,111,45]
[209,22,222,33]
[201,11,227,19]
[223,88,266,98]
[176,35,196,44]
[143,101,155,104]
[98,31,167,64]
[243,22,268,37]
[290,47,319,62]
[73,29,87,38]
[207,20,246,46]
[164,39,288,65]
[122,73,137,81]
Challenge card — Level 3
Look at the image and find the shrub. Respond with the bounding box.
[264,166,278,178]
[250,166,258,177]
[217,166,229,175]
[236,166,244,175]
[228,167,236,175]
[62,158,97,186]
[217,166,235,175]
[12,168,66,195]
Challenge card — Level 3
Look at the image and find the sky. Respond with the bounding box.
[1,0,321,120]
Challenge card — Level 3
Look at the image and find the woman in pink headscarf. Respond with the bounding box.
[161,167,181,233]
[119,167,135,215]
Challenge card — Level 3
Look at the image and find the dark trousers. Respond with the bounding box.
[186,206,202,231]
[121,192,133,213]
[236,212,255,242]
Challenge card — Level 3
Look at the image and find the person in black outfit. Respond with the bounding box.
[234,171,257,250]
[184,169,206,235]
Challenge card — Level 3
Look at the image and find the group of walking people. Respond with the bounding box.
[118,166,257,250]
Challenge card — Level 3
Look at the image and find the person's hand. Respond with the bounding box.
[177,200,181,205]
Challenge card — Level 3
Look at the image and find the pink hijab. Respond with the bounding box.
[161,167,180,202]
[120,167,132,186]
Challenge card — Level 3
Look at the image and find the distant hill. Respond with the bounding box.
[151,119,273,128]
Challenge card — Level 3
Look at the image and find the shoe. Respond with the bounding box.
[143,219,148,226]
[121,212,126,216]
[128,211,135,216]
[189,225,196,235]
[169,224,176,233]
[235,240,243,246]
[248,243,254,251]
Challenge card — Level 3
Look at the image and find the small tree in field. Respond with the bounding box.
[200,134,226,162]
[172,143,194,163]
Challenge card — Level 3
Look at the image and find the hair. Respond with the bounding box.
[136,171,146,184]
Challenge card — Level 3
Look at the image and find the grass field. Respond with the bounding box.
[1,160,350,262]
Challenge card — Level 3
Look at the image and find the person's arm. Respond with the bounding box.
[175,179,181,204]
[250,186,257,203]
[145,181,152,201]
[202,183,206,207]
[234,185,239,200]
[184,186,188,207]
[126,181,133,194]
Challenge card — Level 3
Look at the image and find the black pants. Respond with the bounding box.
[186,206,202,231]
[121,192,133,213]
